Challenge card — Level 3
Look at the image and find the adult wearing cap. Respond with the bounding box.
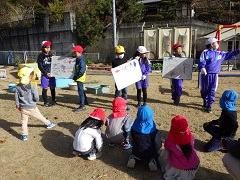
[198,37,240,113]
[72,45,88,111]
[37,41,56,107]
[159,115,200,180]
[171,43,184,106]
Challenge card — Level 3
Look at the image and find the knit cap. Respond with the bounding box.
[89,108,106,122]
[18,67,34,85]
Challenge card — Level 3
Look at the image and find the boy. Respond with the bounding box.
[72,45,88,111]
[198,37,240,113]
[112,45,130,110]
[15,67,56,141]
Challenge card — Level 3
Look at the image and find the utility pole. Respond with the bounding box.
[112,0,117,49]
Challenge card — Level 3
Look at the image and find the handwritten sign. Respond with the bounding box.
[162,57,193,80]
[51,56,76,78]
[111,59,142,90]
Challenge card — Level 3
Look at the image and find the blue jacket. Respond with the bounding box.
[73,55,86,81]
[198,49,239,73]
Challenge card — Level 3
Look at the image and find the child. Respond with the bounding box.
[73,108,105,160]
[15,67,56,141]
[134,46,151,108]
[112,45,130,111]
[171,43,184,106]
[203,90,238,152]
[159,115,200,180]
[37,41,56,107]
[105,97,132,149]
[72,45,88,111]
[127,105,162,172]
[222,138,240,180]
[198,37,240,113]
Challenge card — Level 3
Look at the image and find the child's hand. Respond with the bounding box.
[16,107,21,111]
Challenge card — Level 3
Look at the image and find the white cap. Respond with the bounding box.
[137,46,149,54]
[205,38,218,45]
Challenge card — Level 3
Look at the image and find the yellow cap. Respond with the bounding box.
[115,45,125,54]
[18,67,34,84]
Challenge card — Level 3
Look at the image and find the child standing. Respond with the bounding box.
[198,37,240,113]
[37,41,56,107]
[159,115,200,180]
[127,105,162,172]
[73,108,105,160]
[72,45,88,111]
[105,97,132,149]
[171,43,184,106]
[15,67,56,141]
[203,90,238,152]
[112,45,130,111]
[134,46,151,108]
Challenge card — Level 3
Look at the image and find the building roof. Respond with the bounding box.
[138,0,162,4]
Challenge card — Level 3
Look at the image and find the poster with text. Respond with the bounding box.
[162,57,193,80]
[51,56,76,78]
[111,59,142,90]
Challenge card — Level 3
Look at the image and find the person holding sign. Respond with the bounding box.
[132,46,151,108]
[37,41,56,107]
[198,37,240,113]
[171,43,184,106]
[112,45,130,111]
[72,45,88,112]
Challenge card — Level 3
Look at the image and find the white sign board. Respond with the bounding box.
[111,59,142,90]
[162,57,193,80]
[51,56,76,78]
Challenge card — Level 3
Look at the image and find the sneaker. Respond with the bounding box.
[21,135,28,141]
[127,155,136,168]
[109,142,115,147]
[73,106,86,112]
[148,158,157,172]
[87,152,102,160]
[47,122,56,129]
[207,106,212,113]
[173,97,180,106]
[52,100,57,105]
[137,102,142,108]
[73,150,81,157]
[44,102,52,107]
[121,142,132,150]
[126,106,130,111]
[202,100,207,109]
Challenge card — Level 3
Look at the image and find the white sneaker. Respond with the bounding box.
[87,152,102,160]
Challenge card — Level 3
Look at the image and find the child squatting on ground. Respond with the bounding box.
[203,90,238,152]
[171,43,184,106]
[15,67,56,141]
[73,108,105,160]
[37,41,57,107]
[198,37,240,113]
[112,45,130,111]
[127,105,162,172]
[159,115,200,180]
[105,97,132,149]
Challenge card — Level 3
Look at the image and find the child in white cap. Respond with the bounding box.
[15,67,56,141]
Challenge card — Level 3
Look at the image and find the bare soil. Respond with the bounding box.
[1,66,240,180]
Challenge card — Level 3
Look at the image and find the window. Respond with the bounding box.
[227,41,239,51]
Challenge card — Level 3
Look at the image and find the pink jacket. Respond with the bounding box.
[165,135,199,170]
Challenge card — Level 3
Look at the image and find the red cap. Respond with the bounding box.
[41,41,52,47]
[89,108,106,122]
[168,115,191,145]
[73,45,84,53]
[112,97,127,118]
[172,43,182,51]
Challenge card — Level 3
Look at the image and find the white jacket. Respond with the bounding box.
[73,127,103,152]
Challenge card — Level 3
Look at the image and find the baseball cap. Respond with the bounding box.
[41,41,52,47]
[205,38,218,45]
[137,46,149,54]
[72,45,84,53]
[172,43,182,51]
[89,108,106,122]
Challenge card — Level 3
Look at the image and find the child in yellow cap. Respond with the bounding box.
[15,67,56,141]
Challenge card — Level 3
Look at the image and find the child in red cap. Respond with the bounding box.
[105,97,132,149]
[73,108,105,160]
[159,115,200,179]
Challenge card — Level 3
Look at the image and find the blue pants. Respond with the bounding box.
[77,82,87,107]
[171,79,183,100]
[115,83,127,100]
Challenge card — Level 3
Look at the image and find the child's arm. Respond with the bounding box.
[94,130,103,152]
[220,49,240,61]
[14,89,20,110]
[122,114,131,132]
[37,53,48,75]
[154,131,162,151]
[31,85,39,102]
[198,50,207,72]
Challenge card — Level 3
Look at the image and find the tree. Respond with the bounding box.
[47,0,66,22]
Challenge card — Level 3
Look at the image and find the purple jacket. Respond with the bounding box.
[135,57,151,89]
[198,49,240,74]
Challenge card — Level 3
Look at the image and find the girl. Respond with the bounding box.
[127,105,162,171]
[105,97,132,149]
[133,46,151,108]
[203,90,238,152]
[159,115,200,180]
[73,108,105,160]
[37,41,56,107]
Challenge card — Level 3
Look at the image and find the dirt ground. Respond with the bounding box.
[1,66,240,180]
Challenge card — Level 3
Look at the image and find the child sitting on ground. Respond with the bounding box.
[73,108,105,160]
[15,67,56,141]
[105,97,132,149]
[127,105,162,172]
[203,90,238,152]
[159,115,200,180]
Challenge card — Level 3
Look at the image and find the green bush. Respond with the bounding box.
[85,59,94,65]
[152,63,162,70]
